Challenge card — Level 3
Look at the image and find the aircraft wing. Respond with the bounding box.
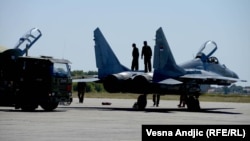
[180,73,243,84]
[157,73,243,85]
[157,78,183,85]
[72,78,99,83]
[0,46,7,52]
[155,68,246,85]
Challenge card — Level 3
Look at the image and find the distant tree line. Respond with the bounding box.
[210,84,250,94]
[71,70,98,78]
[71,70,106,93]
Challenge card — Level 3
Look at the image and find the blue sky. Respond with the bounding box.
[0,0,249,86]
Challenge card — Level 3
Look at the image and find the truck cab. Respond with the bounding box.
[15,56,72,111]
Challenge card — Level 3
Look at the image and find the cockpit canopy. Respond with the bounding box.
[208,56,219,64]
[14,28,42,56]
[196,40,218,63]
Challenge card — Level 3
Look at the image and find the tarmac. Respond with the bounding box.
[0,98,250,141]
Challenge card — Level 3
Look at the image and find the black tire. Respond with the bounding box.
[186,96,200,111]
[40,102,59,111]
[21,104,38,111]
[137,95,147,110]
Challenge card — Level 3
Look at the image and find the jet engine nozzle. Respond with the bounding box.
[132,75,152,94]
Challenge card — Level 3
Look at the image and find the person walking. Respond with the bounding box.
[77,81,86,103]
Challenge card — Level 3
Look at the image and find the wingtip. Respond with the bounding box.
[241,80,247,82]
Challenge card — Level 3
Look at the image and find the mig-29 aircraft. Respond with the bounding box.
[152,27,246,110]
[76,27,245,111]
[73,28,153,109]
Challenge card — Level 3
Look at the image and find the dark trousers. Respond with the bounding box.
[153,94,160,106]
[144,57,151,72]
[131,58,139,71]
[78,91,85,103]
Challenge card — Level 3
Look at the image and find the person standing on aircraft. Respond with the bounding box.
[141,41,152,73]
[131,43,139,71]
[77,78,86,103]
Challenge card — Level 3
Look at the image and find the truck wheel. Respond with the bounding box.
[21,104,38,111]
[40,102,59,111]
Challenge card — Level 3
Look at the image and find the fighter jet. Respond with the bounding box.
[73,28,153,108]
[77,27,245,110]
[151,27,246,110]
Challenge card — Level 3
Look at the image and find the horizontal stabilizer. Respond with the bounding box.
[158,78,183,85]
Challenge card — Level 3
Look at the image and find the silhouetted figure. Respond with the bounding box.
[131,43,139,71]
[153,94,160,107]
[178,93,187,108]
[77,81,86,103]
[141,41,152,72]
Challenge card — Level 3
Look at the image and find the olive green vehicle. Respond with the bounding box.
[0,28,72,111]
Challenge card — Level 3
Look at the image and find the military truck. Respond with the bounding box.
[0,28,72,111]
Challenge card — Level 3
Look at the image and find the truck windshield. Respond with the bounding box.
[53,63,70,77]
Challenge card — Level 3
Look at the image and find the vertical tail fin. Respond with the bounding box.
[93,28,129,78]
[153,27,185,82]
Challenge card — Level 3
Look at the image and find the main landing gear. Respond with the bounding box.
[132,93,201,111]
[133,94,147,110]
[132,84,201,111]
[185,85,201,111]
[186,95,200,111]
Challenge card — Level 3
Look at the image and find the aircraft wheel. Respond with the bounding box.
[186,96,200,111]
[137,94,147,110]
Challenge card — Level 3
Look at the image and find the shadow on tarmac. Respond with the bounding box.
[60,106,242,115]
[0,106,241,114]
[0,108,66,113]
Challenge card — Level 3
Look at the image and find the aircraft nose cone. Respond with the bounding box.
[232,71,239,79]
